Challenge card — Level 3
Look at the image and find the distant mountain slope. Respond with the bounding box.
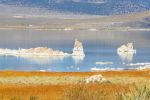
[0,0,150,15]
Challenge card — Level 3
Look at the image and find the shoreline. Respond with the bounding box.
[0,69,149,76]
[0,27,150,31]
[1,66,150,73]
[0,11,149,32]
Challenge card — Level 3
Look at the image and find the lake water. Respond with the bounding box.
[0,30,150,72]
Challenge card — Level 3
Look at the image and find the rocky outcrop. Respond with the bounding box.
[85,74,108,84]
[117,43,136,63]
[0,47,69,57]
[117,43,136,53]
[0,39,85,58]
[72,39,85,56]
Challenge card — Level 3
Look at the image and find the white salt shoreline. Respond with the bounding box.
[0,47,69,57]
[91,65,150,71]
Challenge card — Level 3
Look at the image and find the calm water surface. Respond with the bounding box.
[0,30,149,72]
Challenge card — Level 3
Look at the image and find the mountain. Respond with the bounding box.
[0,0,150,15]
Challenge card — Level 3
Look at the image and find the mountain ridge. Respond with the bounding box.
[0,0,150,15]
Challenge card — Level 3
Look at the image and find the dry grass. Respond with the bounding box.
[61,83,150,100]
[0,70,149,100]
[61,83,131,100]
[0,76,83,85]
[0,69,150,77]
[0,83,132,100]
[0,84,64,100]
[119,84,150,100]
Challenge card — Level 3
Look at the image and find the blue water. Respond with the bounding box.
[0,30,149,72]
[0,0,150,15]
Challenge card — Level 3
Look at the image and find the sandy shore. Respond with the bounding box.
[0,11,149,31]
[0,70,149,100]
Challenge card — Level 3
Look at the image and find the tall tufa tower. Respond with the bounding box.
[72,39,85,56]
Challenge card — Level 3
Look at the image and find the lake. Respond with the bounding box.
[0,29,149,72]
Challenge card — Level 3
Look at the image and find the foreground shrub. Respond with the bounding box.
[61,83,150,100]
[120,85,150,100]
[30,96,38,100]
[10,97,22,100]
[61,84,100,100]
[61,83,125,100]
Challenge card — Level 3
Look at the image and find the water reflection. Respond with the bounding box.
[22,56,65,65]
[72,56,85,65]
[117,52,135,64]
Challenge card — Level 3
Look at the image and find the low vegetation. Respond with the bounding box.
[0,70,149,100]
[119,85,150,100]
[61,84,150,100]
[61,83,127,100]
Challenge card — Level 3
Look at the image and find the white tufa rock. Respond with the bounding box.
[13,15,23,19]
[117,43,136,63]
[89,28,97,31]
[117,43,136,53]
[85,74,107,84]
[0,47,69,57]
[0,39,85,58]
[64,27,72,31]
[96,61,113,65]
[72,39,85,56]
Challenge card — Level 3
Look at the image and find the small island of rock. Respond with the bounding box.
[117,43,136,53]
[0,47,69,57]
[0,39,85,57]
[72,39,85,56]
